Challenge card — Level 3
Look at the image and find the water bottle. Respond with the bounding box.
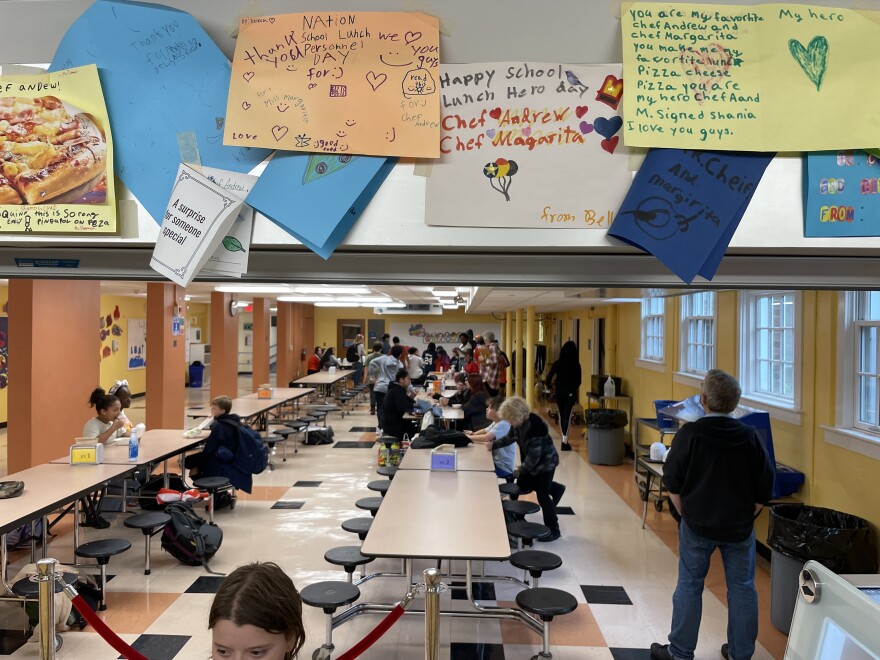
[128,427,139,462]
[604,375,616,398]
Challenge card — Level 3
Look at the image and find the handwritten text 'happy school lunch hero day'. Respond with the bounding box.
[621,2,880,151]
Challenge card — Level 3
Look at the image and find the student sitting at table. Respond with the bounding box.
[459,373,491,431]
[468,396,516,478]
[379,368,418,440]
[84,388,129,444]
[184,396,254,494]
[319,347,341,370]
[108,379,134,434]
[306,346,323,375]
[406,346,426,386]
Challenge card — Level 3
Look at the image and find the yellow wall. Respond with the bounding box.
[98,294,149,395]
[186,302,210,343]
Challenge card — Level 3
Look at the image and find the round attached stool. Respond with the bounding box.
[499,482,521,500]
[355,496,383,516]
[123,511,171,575]
[341,517,373,541]
[301,581,360,659]
[509,550,562,588]
[377,466,398,480]
[507,521,551,550]
[269,428,297,459]
[324,546,374,583]
[515,587,578,660]
[298,414,318,425]
[366,479,391,497]
[193,476,235,522]
[74,538,132,610]
[503,499,541,520]
[11,571,78,598]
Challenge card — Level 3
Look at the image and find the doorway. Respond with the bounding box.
[592,317,606,379]
[337,319,363,355]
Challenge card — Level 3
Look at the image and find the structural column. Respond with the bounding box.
[210,291,239,400]
[514,308,523,399]
[526,306,536,410]
[504,312,512,397]
[276,302,293,386]
[146,283,186,429]
[252,297,271,390]
[8,280,99,471]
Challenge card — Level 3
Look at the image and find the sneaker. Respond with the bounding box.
[538,529,561,542]
[561,442,572,451]
[721,643,729,660]
[650,643,674,660]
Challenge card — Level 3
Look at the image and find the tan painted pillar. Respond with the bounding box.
[514,308,523,399]
[276,301,293,386]
[526,306,536,410]
[287,303,315,382]
[504,312,512,397]
[146,282,186,429]
[8,280,100,471]
[210,291,239,400]
[252,297,271,390]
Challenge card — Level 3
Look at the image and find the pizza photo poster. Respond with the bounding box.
[425,63,631,228]
[0,64,117,234]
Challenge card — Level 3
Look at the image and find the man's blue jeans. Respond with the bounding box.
[668,520,758,660]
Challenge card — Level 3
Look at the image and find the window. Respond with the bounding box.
[641,297,665,362]
[853,292,880,432]
[740,291,800,409]
[680,292,715,375]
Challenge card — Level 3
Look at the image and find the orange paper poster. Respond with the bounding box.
[226,11,440,158]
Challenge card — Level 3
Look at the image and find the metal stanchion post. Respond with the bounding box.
[36,558,57,660]
[424,568,441,660]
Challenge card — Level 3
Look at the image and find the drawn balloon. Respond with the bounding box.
[483,157,518,202]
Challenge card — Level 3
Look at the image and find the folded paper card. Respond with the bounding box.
[608,149,774,283]
[200,166,258,277]
[804,151,880,238]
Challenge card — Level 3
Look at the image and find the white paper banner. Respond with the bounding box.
[426,63,631,229]
[150,164,244,286]
[200,166,258,278]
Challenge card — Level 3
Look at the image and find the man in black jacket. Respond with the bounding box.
[651,370,774,660]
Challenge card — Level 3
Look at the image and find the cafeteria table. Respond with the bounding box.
[398,443,495,471]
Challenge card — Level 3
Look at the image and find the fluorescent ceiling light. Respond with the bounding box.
[315,302,366,307]
[214,285,290,294]
[276,295,333,303]
[432,288,458,297]
[294,286,370,295]
[441,302,459,309]
[335,297,392,304]
[381,302,407,308]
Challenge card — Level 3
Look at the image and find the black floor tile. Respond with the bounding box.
[185,576,225,593]
[292,480,322,487]
[334,441,377,448]
[349,426,377,432]
[271,501,305,510]
[449,642,505,659]
[120,634,190,659]
[449,581,496,601]
[610,649,653,660]
[581,584,633,605]
[555,506,575,515]
[0,630,30,655]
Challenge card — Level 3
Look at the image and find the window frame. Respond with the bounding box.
[679,291,716,377]
[639,297,665,367]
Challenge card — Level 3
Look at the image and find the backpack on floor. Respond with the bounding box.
[140,474,187,510]
[160,502,224,574]
[305,426,335,445]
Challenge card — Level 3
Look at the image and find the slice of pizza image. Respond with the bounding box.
[0,96,108,205]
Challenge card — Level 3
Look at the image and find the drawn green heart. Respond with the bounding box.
[789,36,829,91]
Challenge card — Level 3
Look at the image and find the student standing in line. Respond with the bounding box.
[364,341,384,415]
[546,340,582,451]
[210,562,305,660]
[422,342,437,371]
[373,345,404,430]
[480,331,502,397]
[380,333,391,354]
[434,345,451,371]
[346,334,365,386]
[406,346,426,386]
[650,369,774,660]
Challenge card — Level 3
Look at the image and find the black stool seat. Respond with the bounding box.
[312,404,339,411]
[75,538,131,561]
[355,497,383,515]
[324,546,373,568]
[124,511,171,531]
[499,483,521,497]
[298,415,318,423]
[285,420,307,430]
[271,428,296,438]
[193,476,230,490]
[510,550,563,575]
[12,572,77,597]
[367,479,391,495]
[507,521,551,544]
[503,500,540,517]
[515,587,578,620]
[301,581,360,613]
[341,517,373,539]
[377,466,398,479]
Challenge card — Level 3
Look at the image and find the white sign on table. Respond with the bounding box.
[150,164,244,286]
[201,166,258,278]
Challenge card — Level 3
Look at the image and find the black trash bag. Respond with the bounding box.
[585,408,628,429]
[767,504,878,573]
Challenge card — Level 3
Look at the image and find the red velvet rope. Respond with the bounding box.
[336,604,405,660]
[69,594,148,660]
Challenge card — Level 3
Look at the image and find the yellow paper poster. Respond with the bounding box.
[226,11,440,158]
[621,3,880,151]
[0,64,117,233]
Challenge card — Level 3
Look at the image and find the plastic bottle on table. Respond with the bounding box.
[128,426,139,462]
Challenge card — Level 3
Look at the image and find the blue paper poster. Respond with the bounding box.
[608,149,774,283]
[50,0,271,224]
[247,155,397,259]
[804,150,880,237]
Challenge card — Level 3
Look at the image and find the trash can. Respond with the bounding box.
[585,409,628,465]
[767,504,878,634]
[189,361,205,388]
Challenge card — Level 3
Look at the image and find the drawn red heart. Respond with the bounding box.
[242,71,254,82]
[366,71,388,91]
[241,101,251,111]
[488,108,502,120]
[601,136,619,154]
[271,125,289,142]
[521,126,532,136]
[575,106,589,118]
[404,31,422,45]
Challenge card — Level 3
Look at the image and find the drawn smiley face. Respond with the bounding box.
[286,65,297,72]
[345,120,357,127]
[277,103,289,113]
[379,51,414,67]
[386,127,396,142]
[336,130,347,138]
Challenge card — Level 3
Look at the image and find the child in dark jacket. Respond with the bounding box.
[184,395,254,493]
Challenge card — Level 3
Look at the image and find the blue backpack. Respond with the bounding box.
[219,419,269,475]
